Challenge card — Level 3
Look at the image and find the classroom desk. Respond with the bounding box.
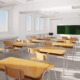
[12,42,27,48]
[57,39,65,43]
[34,47,67,74]
[57,39,76,43]
[36,37,51,40]
[31,39,43,43]
[0,57,54,79]
[34,47,66,56]
[52,42,74,48]
[44,36,55,38]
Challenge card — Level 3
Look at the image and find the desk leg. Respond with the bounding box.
[53,67,57,80]
[72,46,76,61]
[63,51,67,75]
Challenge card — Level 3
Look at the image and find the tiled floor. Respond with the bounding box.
[0,45,80,80]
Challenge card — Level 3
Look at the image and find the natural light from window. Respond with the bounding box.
[0,10,8,32]
[35,17,44,31]
[26,16,32,31]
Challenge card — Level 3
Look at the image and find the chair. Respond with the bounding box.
[65,40,72,43]
[31,51,47,61]
[4,40,14,50]
[16,38,22,42]
[5,66,24,80]
[25,39,35,46]
[4,40,21,57]
[43,42,53,47]
[0,48,5,59]
[31,36,37,39]
[28,48,47,61]
[70,37,78,43]
[28,48,36,58]
[62,36,69,40]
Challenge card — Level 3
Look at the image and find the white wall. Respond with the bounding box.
[11,4,50,39]
[11,5,27,39]
[50,12,80,39]
[11,0,80,39]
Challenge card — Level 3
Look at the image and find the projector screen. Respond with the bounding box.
[57,25,80,35]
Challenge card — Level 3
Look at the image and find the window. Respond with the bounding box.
[39,18,43,30]
[35,17,44,31]
[35,17,39,30]
[0,10,8,32]
[26,16,32,31]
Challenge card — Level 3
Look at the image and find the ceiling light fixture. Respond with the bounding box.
[40,6,72,12]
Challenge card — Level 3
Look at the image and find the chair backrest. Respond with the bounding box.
[5,66,24,80]
[70,37,78,42]
[28,48,36,54]
[62,36,69,40]
[31,36,37,39]
[65,40,72,43]
[4,41,14,48]
[43,42,53,47]
[26,39,32,44]
[35,51,47,61]
[16,39,22,42]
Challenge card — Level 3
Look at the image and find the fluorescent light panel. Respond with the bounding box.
[40,6,72,11]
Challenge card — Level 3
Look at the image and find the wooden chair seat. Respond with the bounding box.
[31,51,47,61]
[0,48,4,53]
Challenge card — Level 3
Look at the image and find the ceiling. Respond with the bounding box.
[0,0,29,8]
[0,0,80,17]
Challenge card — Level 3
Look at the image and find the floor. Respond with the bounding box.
[0,44,80,80]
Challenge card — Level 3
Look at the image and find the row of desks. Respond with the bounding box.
[0,38,76,79]
[31,39,75,48]
[0,57,53,79]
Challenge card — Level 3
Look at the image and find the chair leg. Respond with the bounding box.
[53,68,57,80]
[5,74,8,80]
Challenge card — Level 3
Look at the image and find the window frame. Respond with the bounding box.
[25,14,32,32]
[35,16,44,32]
[25,14,33,33]
[0,7,11,34]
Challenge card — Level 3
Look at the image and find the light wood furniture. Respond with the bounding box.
[4,40,14,49]
[31,36,37,39]
[28,48,36,58]
[25,39,32,45]
[16,38,22,42]
[43,42,53,47]
[62,36,69,40]
[34,47,66,56]
[5,65,24,80]
[12,42,27,57]
[34,47,67,74]
[4,41,25,57]
[44,35,55,39]
[52,42,74,48]
[25,39,38,46]
[28,48,47,61]
[70,37,78,43]
[57,39,77,43]
[12,42,27,48]
[32,51,47,61]
[36,37,51,40]
[31,39,43,43]
[0,57,56,80]
[0,48,5,59]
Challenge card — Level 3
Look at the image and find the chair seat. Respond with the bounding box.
[0,48,4,53]
[9,49,19,52]
[31,53,47,61]
[31,57,43,61]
